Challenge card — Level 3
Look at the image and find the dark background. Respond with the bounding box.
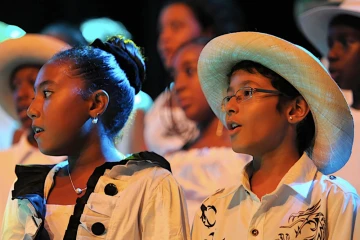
[0,0,321,100]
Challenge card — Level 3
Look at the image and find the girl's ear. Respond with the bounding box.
[89,89,109,118]
[287,96,310,124]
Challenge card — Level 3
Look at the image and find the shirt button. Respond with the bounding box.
[329,175,336,180]
[104,183,118,196]
[251,229,259,236]
[91,222,106,235]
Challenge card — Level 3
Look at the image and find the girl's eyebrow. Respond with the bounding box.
[34,80,56,92]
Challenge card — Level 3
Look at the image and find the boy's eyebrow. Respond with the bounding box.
[34,80,56,91]
[226,86,234,93]
[226,80,254,93]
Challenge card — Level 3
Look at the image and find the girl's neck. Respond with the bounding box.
[67,136,123,173]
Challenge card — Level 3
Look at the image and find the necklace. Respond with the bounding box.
[67,164,87,195]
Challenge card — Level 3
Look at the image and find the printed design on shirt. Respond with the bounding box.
[276,199,326,240]
[200,204,217,228]
[200,204,226,240]
[208,232,225,240]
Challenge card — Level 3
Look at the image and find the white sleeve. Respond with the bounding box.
[1,198,24,240]
[327,190,360,239]
[141,174,190,240]
[1,178,26,240]
[1,196,43,240]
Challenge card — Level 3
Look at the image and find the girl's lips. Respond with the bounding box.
[32,125,45,139]
[34,131,43,139]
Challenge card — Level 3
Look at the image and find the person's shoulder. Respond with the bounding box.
[316,174,360,215]
[108,151,173,181]
[320,173,359,196]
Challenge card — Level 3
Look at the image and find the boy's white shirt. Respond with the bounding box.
[191,153,360,240]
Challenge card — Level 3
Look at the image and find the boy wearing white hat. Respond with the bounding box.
[0,34,69,231]
[191,31,359,239]
[298,0,360,194]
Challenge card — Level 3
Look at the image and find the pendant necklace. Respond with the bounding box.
[67,164,87,195]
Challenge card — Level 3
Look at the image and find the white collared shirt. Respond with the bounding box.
[191,153,360,240]
[2,160,190,240]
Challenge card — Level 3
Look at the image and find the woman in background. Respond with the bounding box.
[142,0,246,155]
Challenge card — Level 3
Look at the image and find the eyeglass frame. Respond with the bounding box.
[221,86,284,111]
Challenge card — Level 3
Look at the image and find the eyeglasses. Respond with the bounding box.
[221,87,283,111]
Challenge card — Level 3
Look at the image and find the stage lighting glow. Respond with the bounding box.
[0,21,26,42]
[80,17,132,43]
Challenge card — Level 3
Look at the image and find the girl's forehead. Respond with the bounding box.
[36,62,78,85]
[46,60,74,74]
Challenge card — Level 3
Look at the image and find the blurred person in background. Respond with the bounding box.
[40,21,88,47]
[0,21,26,150]
[298,0,360,193]
[141,0,247,156]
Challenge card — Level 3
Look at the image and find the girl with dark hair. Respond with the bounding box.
[1,35,190,239]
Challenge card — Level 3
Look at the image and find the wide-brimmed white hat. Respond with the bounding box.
[298,0,360,56]
[197,31,353,174]
[0,34,70,121]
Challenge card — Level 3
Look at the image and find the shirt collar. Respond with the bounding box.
[281,153,318,199]
[236,153,318,199]
[238,160,254,192]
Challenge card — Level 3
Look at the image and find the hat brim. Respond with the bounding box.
[198,32,354,174]
[0,34,70,121]
[298,5,360,56]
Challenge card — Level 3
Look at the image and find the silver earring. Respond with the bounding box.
[92,115,98,124]
[289,116,293,120]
